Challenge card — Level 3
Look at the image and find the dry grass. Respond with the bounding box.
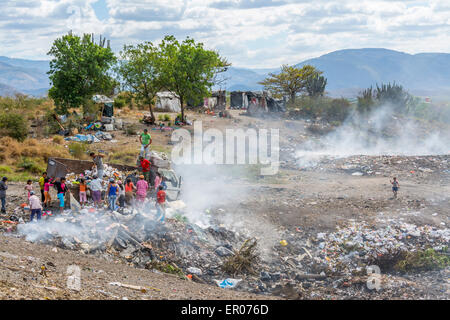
[108,146,139,165]
[52,135,64,144]
[0,137,71,181]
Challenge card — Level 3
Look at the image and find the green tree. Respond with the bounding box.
[259,65,322,103]
[159,36,230,121]
[47,33,117,115]
[116,42,164,123]
[306,74,327,97]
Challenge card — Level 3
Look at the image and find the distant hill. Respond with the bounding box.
[2,48,450,98]
[221,49,450,97]
[0,57,50,97]
[295,48,450,97]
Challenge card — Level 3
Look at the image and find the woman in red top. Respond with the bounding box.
[125,178,136,206]
[155,185,166,223]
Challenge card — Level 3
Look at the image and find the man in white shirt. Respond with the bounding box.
[29,191,43,221]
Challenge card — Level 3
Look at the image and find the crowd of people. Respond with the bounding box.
[0,128,169,224]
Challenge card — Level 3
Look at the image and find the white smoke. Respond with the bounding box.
[17,210,118,245]
[175,163,250,228]
[296,104,450,167]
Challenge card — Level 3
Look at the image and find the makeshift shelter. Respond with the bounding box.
[230,91,249,110]
[205,91,226,110]
[156,92,181,112]
[92,95,115,118]
[230,91,286,114]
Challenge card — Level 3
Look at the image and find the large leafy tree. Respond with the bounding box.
[47,33,117,115]
[259,65,322,103]
[159,36,229,120]
[116,42,163,123]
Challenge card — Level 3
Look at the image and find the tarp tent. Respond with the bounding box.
[156,92,181,112]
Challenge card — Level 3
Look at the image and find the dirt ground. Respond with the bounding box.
[1,109,449,300]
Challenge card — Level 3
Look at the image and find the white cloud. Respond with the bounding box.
[0,0,449,68]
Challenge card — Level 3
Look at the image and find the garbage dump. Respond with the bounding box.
[11,194,449,299]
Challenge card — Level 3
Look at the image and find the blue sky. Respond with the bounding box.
[1,0,450,68]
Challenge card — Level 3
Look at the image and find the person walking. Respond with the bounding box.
[390,177,400,199]
[0,177,8,214]
[29,191,43,222]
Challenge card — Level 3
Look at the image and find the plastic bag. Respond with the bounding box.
[214,278,242,289]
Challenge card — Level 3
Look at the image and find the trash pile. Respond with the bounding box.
[65,131,114,144]
[6,199,450,299]
[291,154,450,177]
[15,203,265,290]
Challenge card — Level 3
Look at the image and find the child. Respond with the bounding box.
[136,175,148,203]
[29,191,43,222]
[107,179,119,211]
[125,178,136,206]
[54,177,67,213]
[39,172,47,203]
[79,178,87,207]
[390,177,400,199]
[25,180,33,199]
[155,185,166,223]
[43,178,54,208]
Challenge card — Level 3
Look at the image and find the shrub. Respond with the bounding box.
[0,112,28,142]
[395,248,450,273]
[52,135,64,144]
[158,114,165,121]
[82,99,100,119]
[290,96,352,122]
[18,157,44,174]
[0,166,12,174]
[326,98,352,122]
[114,97,126,109]
[43,110,62,135]
[125,124,138,136]
[69,142,89,159]
[164,114,171,121]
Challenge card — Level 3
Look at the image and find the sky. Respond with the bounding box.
[1,0,450,68]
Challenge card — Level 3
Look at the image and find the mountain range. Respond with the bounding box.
[1,48,450,98]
